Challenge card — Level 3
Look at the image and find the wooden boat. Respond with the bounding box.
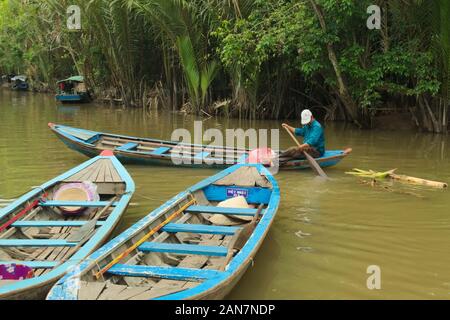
[48,123,352,170]
[55,76,91,103]
[0,151,135,300]
[46,163,280,300]
[10,75,29,91]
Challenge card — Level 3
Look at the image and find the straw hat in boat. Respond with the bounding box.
[208,196,254,226]
[53,182,98,215]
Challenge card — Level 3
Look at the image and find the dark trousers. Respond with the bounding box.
[279,146,321,160]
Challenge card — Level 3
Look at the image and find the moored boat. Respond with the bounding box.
[0,151,135,300]
[48,123,352,170]
[10,75,29,91]
[55,76,91,103]
[47,163,280,300]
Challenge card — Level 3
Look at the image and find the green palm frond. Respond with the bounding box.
[177,35,200,107]
[201,60,219,104]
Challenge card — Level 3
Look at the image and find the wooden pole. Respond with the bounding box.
[284,126,328,179]
[389,174,448,189]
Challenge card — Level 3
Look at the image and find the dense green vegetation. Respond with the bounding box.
[0,0,448,132]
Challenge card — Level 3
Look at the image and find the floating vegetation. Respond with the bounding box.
[346,168,448,189]
[346,168,397,180]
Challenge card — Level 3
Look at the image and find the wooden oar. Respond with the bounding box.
[284,126,328,179]
[67,196,118,242]
[94,197,197,280]
[221,204,265,271]
[57,229,96,267]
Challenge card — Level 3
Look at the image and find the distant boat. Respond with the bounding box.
[0,151,135,300]
[48,123,353,171]
[10,76,29,91]
[55,76,91,103]
[47,163,280,300]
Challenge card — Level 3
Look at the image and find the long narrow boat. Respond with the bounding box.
[48,123,352,170]
[47,163,280,300]
[0,151,135,300]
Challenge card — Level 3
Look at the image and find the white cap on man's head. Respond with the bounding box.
[301,109,313,125]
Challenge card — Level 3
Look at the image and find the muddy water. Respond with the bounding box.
[1,89,450,299]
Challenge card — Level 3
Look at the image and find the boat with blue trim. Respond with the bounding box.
[48,123,352,170]
[47,163,280,300]
[10,75,29,91]
[0,151,135,300]
[55,76,91,103]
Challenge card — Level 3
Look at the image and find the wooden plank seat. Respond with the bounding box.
[39,201,118,208]
[0,239,77,247]
[107,264,223,282]
[85,135,101,144]
[138,242,228,257]
[162,223,239,236]
[147,147,171,156]
[0,261,59,269]
[11,221,106,228]
[116,142,139,152]
[185,205,259,217]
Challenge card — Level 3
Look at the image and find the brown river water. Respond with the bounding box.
[1,89,450,299]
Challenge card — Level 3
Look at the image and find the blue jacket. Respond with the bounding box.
[294,120,325,156]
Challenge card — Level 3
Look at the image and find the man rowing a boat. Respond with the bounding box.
[280,109,325,160]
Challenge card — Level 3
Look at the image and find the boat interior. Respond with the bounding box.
[57,125,251,163]
[0,158,126,287]
[73,166,273,300]
[54,125,349,167]
[98,134,250,163]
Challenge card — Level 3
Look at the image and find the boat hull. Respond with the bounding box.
[47,164,280,300]
[49,124,352,171]
[0,218,122,301]
[0,155,135,300]
[55,94,90,103]
[189,219,271,300]
[0,220,125,300]
[11,84,29,91]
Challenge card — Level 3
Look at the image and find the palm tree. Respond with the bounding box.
[129,0,219,113]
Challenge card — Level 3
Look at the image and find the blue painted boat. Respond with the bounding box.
[55,76,91,103]
[55,93,90,103]
[48,123,353,170]
[10,75,29,91]
[47,164,280,300]
[0,152,135,300]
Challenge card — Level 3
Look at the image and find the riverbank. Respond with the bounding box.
[0,86,443,135]
[2,1,449,133]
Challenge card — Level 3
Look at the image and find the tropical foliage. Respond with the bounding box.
[0,0,448,132]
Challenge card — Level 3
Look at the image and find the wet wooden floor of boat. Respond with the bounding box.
[73,166,271,300]
[99,136,247,160]
[0,159,121,279]
[64,159,122,183]
[80,233,232,300]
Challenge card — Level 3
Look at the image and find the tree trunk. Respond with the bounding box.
[308,0,361,127]
[439,98,448,133]
[424,96,441,133]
